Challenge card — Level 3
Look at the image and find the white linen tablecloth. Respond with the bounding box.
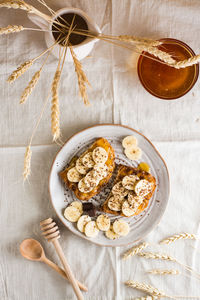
[1,1,200,299]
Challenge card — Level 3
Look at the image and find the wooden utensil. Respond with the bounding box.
[20,238,88,292]
[40,218,84,300]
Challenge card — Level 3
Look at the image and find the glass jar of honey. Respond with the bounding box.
[137,38,199,100]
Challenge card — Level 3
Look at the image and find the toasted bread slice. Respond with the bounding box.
[59,137,115,201]
[102,164,156,217]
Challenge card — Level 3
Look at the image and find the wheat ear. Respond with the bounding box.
[138,251,200,281]
[136,44,176,64]
[138,251,176,261]
[160,232,197,245]
[51,70,61,141]
[147,269,180,275]
[69,46,91,106]
[0,0,33,11]
[0,25,24,34]
[123,242,149,260]
[23,146,32,181]
[20,70,41,104]
[20,42,56,105]
[114,35,162,47]
[7,60,33,83]
[172,55,200,69]
[125,280,170,298]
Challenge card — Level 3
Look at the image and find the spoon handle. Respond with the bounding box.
[53,239,84,300]
[43,257,88,292]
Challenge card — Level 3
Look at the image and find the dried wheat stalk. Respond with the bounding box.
[123,242,149,260]
[51,70,61,141]
[115,35,162,47]
[125,280,169,298]
[20,70,41,104]
[138,251,176,262]
[138,251,200,281]
[160,232,197,245]
[0,25,24,35]
[147,269,180,275]
[0,0,33,11]
[69,46,90,106]
[136,44,176,65]
[23,145,32,181]
[172,55,200,69]
[7,60,33,83]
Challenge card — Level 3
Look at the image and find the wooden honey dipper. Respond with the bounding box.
[40,218,84,300]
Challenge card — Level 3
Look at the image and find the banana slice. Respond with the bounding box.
[128,193,144,206]
[134,179,152,197]
[96,214,110,231]
[84,221,99,238]
[124,146,142,161]
[70,201,83,214]
[77,215,91,232]
[105,226,120,240]
[67,167,82,183]
[122,175,139,190]
[64,206,81,222]
[93,163,108,180]
[82,152,95,168]
[112,181,128,197]
[76,158,89,175]
[122,135,138,148]
[113,219,130,236]
[84,171,99,188]
[92,147,108,164]
[78,178,94,193]
[122,200,137,217]
[107,195,123,211]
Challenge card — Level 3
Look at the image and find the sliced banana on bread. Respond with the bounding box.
[59,137,115,201]
[102,164,156,217]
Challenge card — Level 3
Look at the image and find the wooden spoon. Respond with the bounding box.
[20,239,87,292]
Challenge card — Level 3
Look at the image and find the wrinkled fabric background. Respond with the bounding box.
[0,1,200,299]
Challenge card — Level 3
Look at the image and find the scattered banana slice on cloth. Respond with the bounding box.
[82,152,95,168]
[122,175,139,190]
[77,215,91,232]
[113,219,130,236]
[122,135,138,148]
[76,157,89,175]
[67,167,82,182]
[64,206,82,222]
[84,221,99,238]
[92,147,108,164]
[105,226,120,240]
[96,214,110,231]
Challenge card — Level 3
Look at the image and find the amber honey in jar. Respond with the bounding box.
[137,38,199,100]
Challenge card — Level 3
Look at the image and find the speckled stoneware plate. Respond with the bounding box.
[49,124,170,247]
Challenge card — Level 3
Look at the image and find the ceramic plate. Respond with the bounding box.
[49,124,169,247]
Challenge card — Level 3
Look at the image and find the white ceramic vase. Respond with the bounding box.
[28,7,101,61]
